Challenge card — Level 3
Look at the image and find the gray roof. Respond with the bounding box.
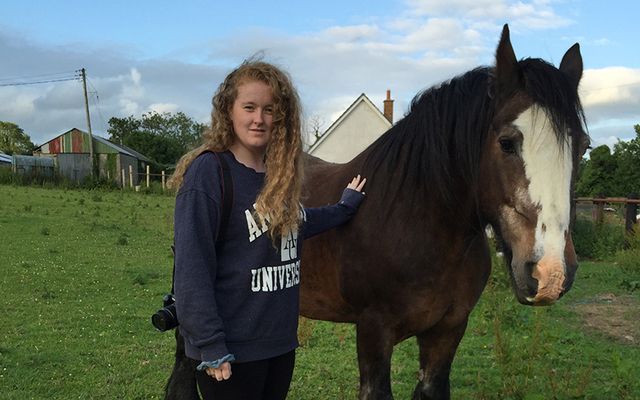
[92,135,151,163]
[0,153,12,164]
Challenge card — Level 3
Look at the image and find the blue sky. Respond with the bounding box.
[1,0,639,150]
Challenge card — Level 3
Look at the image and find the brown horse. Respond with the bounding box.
[164,25,589,400]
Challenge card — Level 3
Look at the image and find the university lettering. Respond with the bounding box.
[250,261,301,292]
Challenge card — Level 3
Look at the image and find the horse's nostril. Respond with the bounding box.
[524,261,539,296]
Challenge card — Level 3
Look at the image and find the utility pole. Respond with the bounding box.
[80,68,94,178]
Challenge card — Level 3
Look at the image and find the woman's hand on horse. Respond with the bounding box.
[347,174,367,193]
[206,362,232,381]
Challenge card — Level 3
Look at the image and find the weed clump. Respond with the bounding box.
[117,234,129,246]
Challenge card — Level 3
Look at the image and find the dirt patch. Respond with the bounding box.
[573,293,639,345]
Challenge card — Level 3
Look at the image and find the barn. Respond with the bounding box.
[308,91,394,163]
[34,128,151,185]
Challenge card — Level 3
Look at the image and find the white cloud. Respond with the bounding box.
[406,0,497,16]
[33,80,84,111]
[403,18,474,50]
[404,0,572,29]
[119,99,139,116]
[322,25,381,42]
[580,67,640,124]
[148,103,179,114]
[130,68,142,85]
[0,89,36,118]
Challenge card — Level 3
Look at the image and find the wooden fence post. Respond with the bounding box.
[162,170,166,191]
[121,169,126,189]
[129,165,133,188]
[625,193,638,235]
[593,197,605,224]
[146,165,150,188]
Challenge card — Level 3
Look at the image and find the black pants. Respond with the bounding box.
[194,350,295,400]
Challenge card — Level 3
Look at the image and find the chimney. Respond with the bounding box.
[383,89,394,123]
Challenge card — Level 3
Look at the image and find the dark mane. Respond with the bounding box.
[362,67,493,207]
[519,57,587,141]
[361,58,586,209]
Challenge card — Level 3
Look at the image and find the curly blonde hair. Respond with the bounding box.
[168,60,304,239]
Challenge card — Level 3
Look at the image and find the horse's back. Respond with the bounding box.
[300,153,362,321]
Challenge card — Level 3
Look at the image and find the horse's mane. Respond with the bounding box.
[362,67,493,207]
[518,58,586,143]
[361,58,586,210]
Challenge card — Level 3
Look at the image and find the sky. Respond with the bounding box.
[1,0,639,151]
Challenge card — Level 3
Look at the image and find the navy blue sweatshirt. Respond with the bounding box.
[174,151,363,364]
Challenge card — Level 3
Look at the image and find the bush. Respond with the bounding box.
[573,218,626,260]
[138,180,173,196]
[81,175,120,190]
[614,232,640,292]
[0,169,130,191]
[0,168,65,186]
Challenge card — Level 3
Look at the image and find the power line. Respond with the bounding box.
[0,70,78,83]
[88,77,108,134]
[0,76,79,87]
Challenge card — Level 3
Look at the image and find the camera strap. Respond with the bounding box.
[170,151,234,295]
[215,151,234,243]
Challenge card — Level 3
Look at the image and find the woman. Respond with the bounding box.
[168,60,366,399]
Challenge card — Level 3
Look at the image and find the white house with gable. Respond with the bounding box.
[308,91,394,163]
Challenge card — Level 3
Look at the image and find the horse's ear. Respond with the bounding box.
[559,43,583,91]
[494,24,520,97]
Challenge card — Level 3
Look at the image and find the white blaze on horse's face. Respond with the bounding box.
[516,105,573,304]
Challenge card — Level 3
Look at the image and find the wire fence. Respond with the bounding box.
[575,196,639,234]
[120,165,169,191]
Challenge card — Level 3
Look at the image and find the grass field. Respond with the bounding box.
[1,184,638,399]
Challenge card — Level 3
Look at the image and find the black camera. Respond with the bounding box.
[151,293,179,332]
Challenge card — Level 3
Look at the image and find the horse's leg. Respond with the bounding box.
[356,314,395,400]
[411,319,469,400]
[164,329,200,400]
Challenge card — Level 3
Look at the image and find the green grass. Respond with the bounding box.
[292,255,640,399]
[1,185,176,399]
[1,184,638,399]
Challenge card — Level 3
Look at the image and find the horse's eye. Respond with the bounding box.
[499,138,516,154]
[579,134,591,156]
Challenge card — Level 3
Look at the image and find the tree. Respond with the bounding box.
[107,115,141,146]
[612,124,640,196]
[576,124,640,197]
[305,115,326,150]
[0,121,35,155]
[575,145,617,196]
[107,111,206,165]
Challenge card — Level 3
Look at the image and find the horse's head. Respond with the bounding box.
[480,25,590,306]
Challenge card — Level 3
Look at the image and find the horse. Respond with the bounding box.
[163,24,589,400]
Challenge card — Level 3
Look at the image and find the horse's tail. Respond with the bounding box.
[164,329,200,400]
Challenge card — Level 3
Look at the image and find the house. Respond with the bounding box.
[308,90,394,163]
[34,128,151,184]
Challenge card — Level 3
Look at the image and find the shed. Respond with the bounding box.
[308,91,394,163]
[0,153,11,168]
[34,128,151,184]
[12,155,55,176]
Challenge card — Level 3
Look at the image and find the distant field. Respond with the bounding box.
[1,184,638,399]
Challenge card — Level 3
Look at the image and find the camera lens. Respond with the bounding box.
[151,304,178,331]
